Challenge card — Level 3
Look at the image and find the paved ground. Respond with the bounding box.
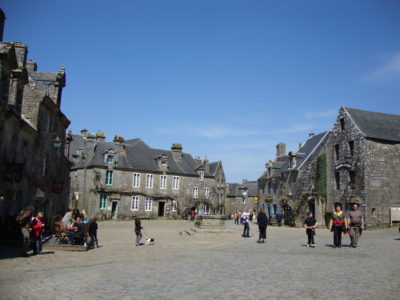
[0,220,399,300]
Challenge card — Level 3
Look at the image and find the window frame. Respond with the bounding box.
[146,174,154,188]
[131,196,139,211]
[145,197,153,211]
[193,186,198,198]
[133,173,141,188]
[172,176,179,190]
[106,170,113,185]
[100,194,108,210]
[160,175,167,189]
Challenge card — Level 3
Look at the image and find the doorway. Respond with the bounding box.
[158,201,165,217]
[308,198,315,216]
[111,201,119,219]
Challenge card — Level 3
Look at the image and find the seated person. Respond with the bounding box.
[68,217,84,243]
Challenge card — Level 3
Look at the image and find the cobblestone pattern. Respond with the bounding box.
[0,221,399,299]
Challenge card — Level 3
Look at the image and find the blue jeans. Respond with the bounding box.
[243,223,250,237]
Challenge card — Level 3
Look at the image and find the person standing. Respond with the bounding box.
[135,216,143,246]
[89,217,99,248]
[329,203,348,248]
[276,212,283,227]
[257,209,268,243]
[16,206,34,257]
[31,212,45,255]
[303,212,318,248]
[242,210,250,237]
[347,203,364,248]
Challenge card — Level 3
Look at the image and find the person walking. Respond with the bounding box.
[329,203,348,248]
[242,210,250,237]
[347,203,364,248]
[89,217,99,248]
[16,206,34,257]
[134,216,143,246]
[31,212,45,255]
[303,212,318,248]
[257,209,268,243]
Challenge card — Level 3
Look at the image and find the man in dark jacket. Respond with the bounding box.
[135,216,143,246]
[257,209,269,243]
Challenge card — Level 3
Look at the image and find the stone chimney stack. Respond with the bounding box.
[13,42,28,68]
[26,60,37,72]
[86,133,96,161]
[96,131,106,142]
[203,156,209,173]
[194,156,202,165]
[80,129,88,139]
[171,143,183,161]
[113,135,125,152]
[276,143,286,158]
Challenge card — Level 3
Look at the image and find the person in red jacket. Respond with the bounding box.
[31,212,45,255]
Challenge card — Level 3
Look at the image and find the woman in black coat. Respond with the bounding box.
[257,209,269,243]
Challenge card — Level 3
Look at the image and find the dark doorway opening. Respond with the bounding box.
[308,198,315,216]
[111,201,118,218]
[158,201,165,217]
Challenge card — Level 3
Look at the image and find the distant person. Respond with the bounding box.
[329,203,347,248]
[31,212,45,255]
[234,211,241,225]
[257,209,268,243]
[303,212,318,248]
[347,203,364,248]
[242,210,250,237]
[89,217,99,248]
[135,216,143,246]
[276,213,283,227]
[62,208,73,227]
[16,206,34,257]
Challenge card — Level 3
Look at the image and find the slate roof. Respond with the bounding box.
[344,107,400,143]
[69,135,221,178]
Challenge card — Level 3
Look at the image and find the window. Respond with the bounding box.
[334,144,340,161]
[41,154,47,177]
[106,170,113,185]
[107,155,114,164]
[172,176,179,190]
[204,187,210,198]
[199,171,204,181]
[160,175,167,189]
[172,200,177,211]
[349,141,354,156]
[133,173,140,187]
[340,118,345,130]
[335,172,340,190]
[242,197,246,205]
[100,194,108,210]
[131,196,139,211]
[349,171,356,189]
[146,174,153,188]
[145,197,153,211]
[204,205,210,215]
[193,186,198,198]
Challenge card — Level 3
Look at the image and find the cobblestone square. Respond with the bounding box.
[0,220,399,300]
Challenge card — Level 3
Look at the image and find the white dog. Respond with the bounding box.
[145,238,155,245]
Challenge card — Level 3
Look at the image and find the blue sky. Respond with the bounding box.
[2,0,400,182]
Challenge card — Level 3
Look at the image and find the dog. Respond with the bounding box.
[145,237,155,245]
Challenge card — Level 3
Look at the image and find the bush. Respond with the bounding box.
[194,220,202,227]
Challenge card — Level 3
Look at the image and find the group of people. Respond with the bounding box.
[235,203,365,249]
[16,206,45,256]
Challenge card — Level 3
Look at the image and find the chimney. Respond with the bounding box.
[276,143,286,158]
[96,131,106,142]
[13,42,28,68]
[203,156,209,173]
[309,133,315,138]
[80,129,88,139]
[0,9,5,42]
[194,156,202,165]
[86,133,96,161]
[26,60,37,72]
[171,143,183,161]
[113,135,125,152]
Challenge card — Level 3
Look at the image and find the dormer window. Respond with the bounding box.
[107,155,114,164]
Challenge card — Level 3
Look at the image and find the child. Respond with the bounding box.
[31,212,45,254]
[303,212,318,248]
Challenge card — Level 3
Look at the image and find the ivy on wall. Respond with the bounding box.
[315,152,327,202]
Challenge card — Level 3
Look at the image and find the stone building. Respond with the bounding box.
[326,107,400,227]
[258,132,330,225]
[0,10,70,227]
[225,179,258,216]
[66,130,226,219]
